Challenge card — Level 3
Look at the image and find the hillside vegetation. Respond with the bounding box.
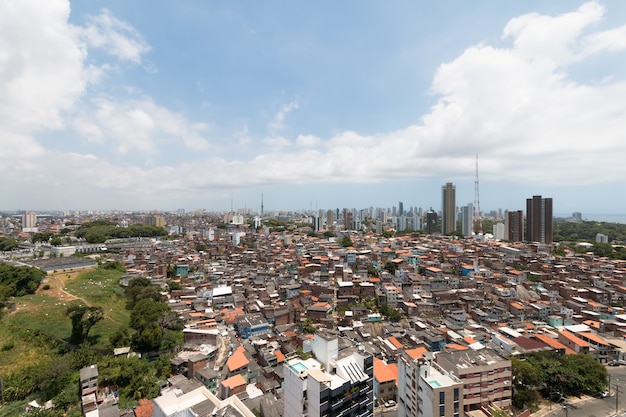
[0,263,177,417]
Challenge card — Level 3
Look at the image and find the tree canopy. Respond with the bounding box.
[0,237,21,251]
[67,305,104,345]
[0,263,45,303]
[554,220,626,243]
[511,351,607,410]
[75,222,167,243]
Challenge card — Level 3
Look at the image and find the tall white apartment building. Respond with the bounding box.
[284,331,374,417]
[398,350,463,417]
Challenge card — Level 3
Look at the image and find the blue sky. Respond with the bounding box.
[3,1,626,215]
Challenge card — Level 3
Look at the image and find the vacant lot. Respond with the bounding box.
[0,266,127,374]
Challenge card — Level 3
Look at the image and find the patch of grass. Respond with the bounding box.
[0,267,130,373]
[64,268,130,341]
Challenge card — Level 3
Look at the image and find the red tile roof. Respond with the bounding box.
[374,357,398,384]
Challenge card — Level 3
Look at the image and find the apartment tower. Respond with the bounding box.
[425,209,437,235]
[525,195,553,244]
[398,350,463,417]
[505,210,524,242]
[461,203,473,237]
[441,183,456,235]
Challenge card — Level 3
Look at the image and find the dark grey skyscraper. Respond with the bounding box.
[506,210,524,242]
[441,182,456,235]
[526,195,553,244]
[426,209,437,234]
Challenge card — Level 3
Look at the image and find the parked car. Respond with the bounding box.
[601,391,610,398]
[609,360,620,366]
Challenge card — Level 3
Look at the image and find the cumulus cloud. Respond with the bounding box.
[295,134,321,148]
[73,96,211,155]
[267,101,299,135]
[5,1,626,210]
[79,8,151,64]
[0,0,86,134]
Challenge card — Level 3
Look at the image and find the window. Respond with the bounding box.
[439,391,445,404]
[454,388,459,402]
[439,405,445,416]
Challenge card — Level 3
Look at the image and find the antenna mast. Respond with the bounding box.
[474,154,483,235]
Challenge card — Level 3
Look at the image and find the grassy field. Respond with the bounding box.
[0,266,128,374]
[63,267,130,339]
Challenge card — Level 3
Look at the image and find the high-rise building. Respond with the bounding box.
[461,203,473,237]
[145,214,165,228]
[435,349,512,413]
[398,350,464,417]
[283,331,374,417]
[526,195,553,244]
[22,211,38,232]
[493,222,505,240]
[425,209,437,234]
[505,210,524,242]
[398,201,404,216]
[441,183,456,235]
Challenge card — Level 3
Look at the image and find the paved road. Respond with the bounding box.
[540,365,626,417]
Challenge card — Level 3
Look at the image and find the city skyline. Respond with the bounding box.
[3,1,626,213]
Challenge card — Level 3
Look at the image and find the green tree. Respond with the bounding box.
[339,235,354,247]
[302,318,316,334]
[66,305,104,345]
[379,304,401,322]
[511,356,542,390]
[384,261,397,275]
[110,326,133,348]
[0,263,45,301]
[50,236,63,246]
[0,237,20,251]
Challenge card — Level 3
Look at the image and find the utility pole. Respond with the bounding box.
[614,378,623,415]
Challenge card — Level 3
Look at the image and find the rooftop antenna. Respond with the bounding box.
[474,154,483,235]
[261,193,264,219]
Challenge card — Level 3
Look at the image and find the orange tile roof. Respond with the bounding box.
[134,399,154,417]
[578,332,610,346]
[446,343,470,351]
[226,346,249,372]
[462,336,477,345]
[374,357,398,383]
[387,336,403,349]
[221,373,247,389]
[275,349,285,363]
[533,334,576,354]
[405,347,427,360]
[559,330,590,348]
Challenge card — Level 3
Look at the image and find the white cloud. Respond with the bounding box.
[74,96,211,155]
[5,1,626,210]
[0,0,86,133]
[262,136,291,148]
[295,134,321,148]
[79,8,151,64]
[503,2,605,65]
[267,100,299,135]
